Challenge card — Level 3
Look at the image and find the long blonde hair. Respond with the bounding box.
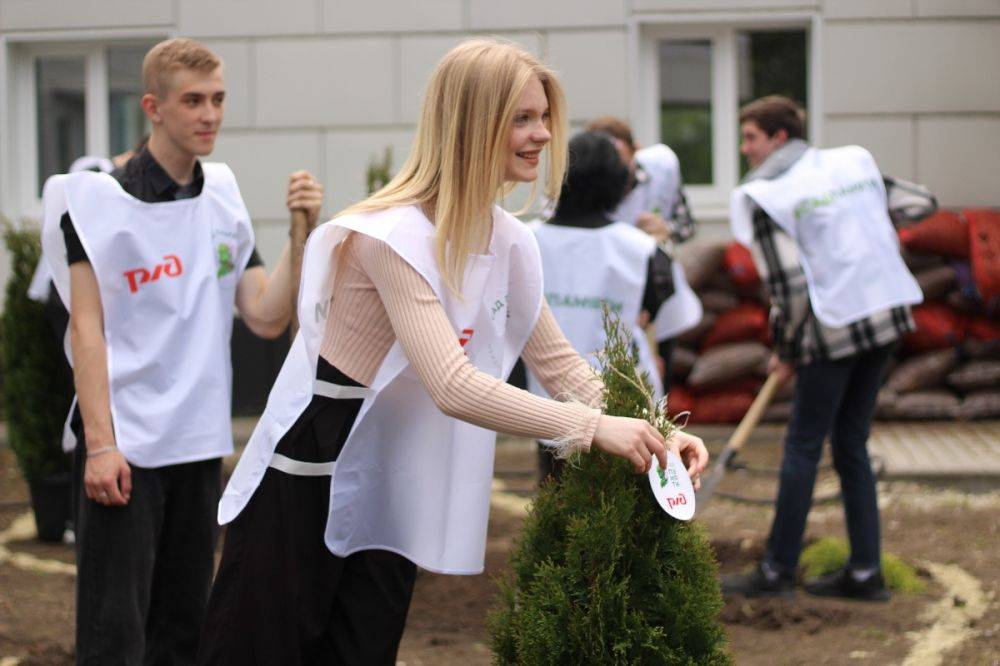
[338,38,567,294]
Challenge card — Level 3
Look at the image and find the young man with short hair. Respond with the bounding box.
[42,38,323,663]
[723,95,923,601]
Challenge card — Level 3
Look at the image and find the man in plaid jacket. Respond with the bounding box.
[722,95,930,601]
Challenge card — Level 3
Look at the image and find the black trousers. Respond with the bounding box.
[73,440,221,666]
[766,343,895,573]
[197,360,417,666]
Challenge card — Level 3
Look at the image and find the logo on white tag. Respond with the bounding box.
[648,452,695,521]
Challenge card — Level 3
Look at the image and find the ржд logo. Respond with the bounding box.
[123,255,183,293]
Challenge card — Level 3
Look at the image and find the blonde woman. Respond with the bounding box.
[198,39,708,665]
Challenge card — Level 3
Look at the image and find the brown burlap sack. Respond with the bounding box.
[875,388,898,420]
[964,338,1000,360]
[699,290,740,314]
[677,311,716,345]
[946,290,982,315]
[915,265,957,302]
[686,341,770,388]
[885,348,958,393]
[678,239,728,291]
[960,390,1000,420]
[762,400,794,423]
[889,390,961,420]
[670,346,698,382]
[946,360,1000,393]
[902,248,946,273]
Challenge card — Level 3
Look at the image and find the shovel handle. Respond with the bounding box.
[289,209,309,336]
[726,371,784,455]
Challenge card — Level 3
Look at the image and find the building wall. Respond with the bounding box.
[2,0,998,274]
[820,0,1000,208]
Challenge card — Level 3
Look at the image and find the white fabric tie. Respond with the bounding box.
[313,380,375,401]
[268,453,336,476]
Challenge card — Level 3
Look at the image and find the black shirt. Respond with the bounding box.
[61,147,263,268]
[547,211,675,319]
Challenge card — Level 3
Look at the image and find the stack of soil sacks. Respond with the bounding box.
[877,209,1000,420]
[667,240,776,424]
[665,208,999,424]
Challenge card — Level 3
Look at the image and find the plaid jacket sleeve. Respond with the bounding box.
[669,183,696,243]
[748,206,811,362]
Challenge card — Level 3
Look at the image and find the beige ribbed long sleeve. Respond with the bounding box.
[318,232,603,449]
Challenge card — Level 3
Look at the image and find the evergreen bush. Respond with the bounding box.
[366,146,393,195]
[1,225,73,481]
[490,309,730,665]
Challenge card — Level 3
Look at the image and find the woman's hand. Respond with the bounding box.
[667,430,709,491]
[593,415,667,474]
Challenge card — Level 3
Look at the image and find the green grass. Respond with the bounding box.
[800,537,927,594]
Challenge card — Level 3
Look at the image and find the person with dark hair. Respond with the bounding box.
[529,130,676,481]
[723,95,925,601]
[586,116,702,395]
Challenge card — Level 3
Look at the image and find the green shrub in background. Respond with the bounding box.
[489,309,730,665]
[366,146,393,195]
[800,537,927,594]
[1,225,73,481]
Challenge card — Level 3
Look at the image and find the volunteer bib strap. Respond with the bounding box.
[268,453,336,476]
[314,380,375,401]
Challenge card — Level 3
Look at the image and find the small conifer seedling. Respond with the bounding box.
[490,308,730,665]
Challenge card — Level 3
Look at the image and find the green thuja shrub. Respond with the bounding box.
[2,225,73,480]
[490,309,730,665]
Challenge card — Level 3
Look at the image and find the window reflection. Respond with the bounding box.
[659,40,713,185]
[109,45,152,157]
[36,57,86,194]
[738,29,808,175]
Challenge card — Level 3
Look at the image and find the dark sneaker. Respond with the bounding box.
[722,562,795,598]
[804,568,890,602]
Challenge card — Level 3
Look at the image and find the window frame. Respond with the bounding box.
[629,11,822,221]
[1,30,166,221]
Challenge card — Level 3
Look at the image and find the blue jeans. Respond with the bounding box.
[765,344,894,573]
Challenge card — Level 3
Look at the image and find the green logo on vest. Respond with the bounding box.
[217,243,235,277]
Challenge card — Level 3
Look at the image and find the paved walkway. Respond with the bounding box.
[867,421,1000,478]
[690,420,1000,479]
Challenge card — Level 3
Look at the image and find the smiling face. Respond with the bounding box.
[504,75,552,183]
[144,66,225,158]
[739,120,788,169]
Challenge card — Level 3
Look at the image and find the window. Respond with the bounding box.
[108,45,150,157]
[35,57,86,193]
[639,21,814,219]
[737,29,808,176]
[659,40,712,185]
[8,40,157,212]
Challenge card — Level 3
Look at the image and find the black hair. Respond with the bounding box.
[553,130,629,218]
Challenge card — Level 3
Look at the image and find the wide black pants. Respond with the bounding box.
[73,439,221,666]
[197,360,417,666]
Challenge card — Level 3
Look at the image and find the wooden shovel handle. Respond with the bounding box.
[289,209,309,336]
[726,371,784,454]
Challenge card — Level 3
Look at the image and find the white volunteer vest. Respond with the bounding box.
[219,205,544,575]
[528,222,663,401]
[29,156,116,303]
[730,145,922,327]
[41,164,255,467]
[611,144,702,341]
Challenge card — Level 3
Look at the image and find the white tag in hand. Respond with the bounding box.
[648,452,695,521]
